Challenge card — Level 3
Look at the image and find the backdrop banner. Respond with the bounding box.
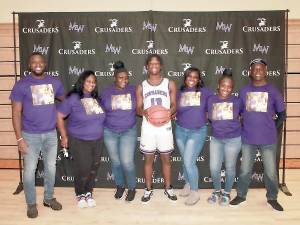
[18,10,286,188]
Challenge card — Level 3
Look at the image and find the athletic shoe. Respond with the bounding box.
[229,196,246,206]
[179,183,190,197]
[114,186,125,199]
[141,188,153,203]
[267,200,284,211]
[27,204,38,218]
[43,198,62,210]
[219,192,230,206]
[125,189,136,202]
[164,186,177,201]
[85,192,96,207]
[185,190,200,206]
[207,191,221,204]
[77,194,88,208]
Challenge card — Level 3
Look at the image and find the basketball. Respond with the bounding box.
[147,105,171,127]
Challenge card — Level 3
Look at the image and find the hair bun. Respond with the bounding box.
[223,68,232,76]
[113,61,125,70]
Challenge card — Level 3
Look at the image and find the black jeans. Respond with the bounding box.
[69,136,103,196]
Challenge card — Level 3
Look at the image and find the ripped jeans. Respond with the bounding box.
[69,136,103,196]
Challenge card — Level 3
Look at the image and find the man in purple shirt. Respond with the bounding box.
[10,53,64,218]
[230,59,286,211]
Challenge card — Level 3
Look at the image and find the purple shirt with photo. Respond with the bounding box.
[57,93,106,140]
[207,95,242,139]
[176,87,213,129]
[240,83,285,145]
[100,84,136,133]
[9,74,64,133]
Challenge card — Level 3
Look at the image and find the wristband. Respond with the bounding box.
[17,137,24,142]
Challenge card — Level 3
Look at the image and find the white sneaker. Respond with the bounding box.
[179,183,190,197]
[85,192,96,207]
[77,194,88,208]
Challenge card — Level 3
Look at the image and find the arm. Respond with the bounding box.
[275,110,286,129]
[169,80,177,118]
[57,112,68,148]
[11,101,28,154]
[136,84,145,117]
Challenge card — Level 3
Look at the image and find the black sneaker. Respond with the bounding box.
[164,186,177,201]
[125,189,136,202]
[267,200,284,211]
[229,196,246,206]
[141,188,153,203]
[43,198,62,210]
[27,204,38,218]
[114,186,125,199]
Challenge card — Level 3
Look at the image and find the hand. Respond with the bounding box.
[61,136,68,148]
[143,109,149,121]
[18,139,28,154]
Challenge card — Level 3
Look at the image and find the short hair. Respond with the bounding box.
[145,54,163,66]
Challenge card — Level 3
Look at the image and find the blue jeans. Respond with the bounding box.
[209,136,241,193]
[175,124,207,190]
[104,126,137,189]
[237,143,279,200]
[22,130,58,205]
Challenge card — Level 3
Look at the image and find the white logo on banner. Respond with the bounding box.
[241,68,280,77]
[95,63,133,77]
[178,44,195,55]
[69,21,85,32]
[255,150,262,162]
[168,63,206,77]
[253,43,270,54]
[215,65,226,75]
[205,40,243,55]
[177,172,185,181]
[242,18,280,32]
[131,40,168,55]
[61,176,74,182]
[216,21,232,32]
[107,172,115,181]
[69,65,85,76]
[58,41,96,55]
[168,18,207,33]
[142,66,148,75]
[23,70,59,77]
[94,18,133,33]
[33,44,49,55]
[105,44,122,54]
[143,21,157,32]
[251,172,264,182]
[22,19,59,34]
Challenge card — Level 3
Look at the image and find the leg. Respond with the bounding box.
[144,154,155,189]
[209,137,224,192]
[104,129,125,188]
[223,136,242,193]
[260,144,279,200]
[236,143,257,198]
[40,130,58,201]
[22,132,42,205]
[160,153,172,188]
[119,126,137,190]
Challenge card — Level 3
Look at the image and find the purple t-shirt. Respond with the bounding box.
[176,87,213,129]
[9,74,64,133]
[101,84,136,133]
[57,93,106,140]
[240,83,285,145]
[207,95,242,139]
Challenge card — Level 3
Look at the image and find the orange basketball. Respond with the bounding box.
[147,105,171,127]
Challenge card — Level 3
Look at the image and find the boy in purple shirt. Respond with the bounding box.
[10,52,64,218]
[230,59,286,211]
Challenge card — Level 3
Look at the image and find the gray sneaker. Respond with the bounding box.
[27,204,38,218]
[207,191,221,204]
[179,183,190,197]
[43,198,62,210]
[185,190,200,206]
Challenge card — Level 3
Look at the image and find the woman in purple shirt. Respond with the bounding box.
[101,61,137,202]
[175,67,213,206]
[57,70,105,209]
[207,69,242,206]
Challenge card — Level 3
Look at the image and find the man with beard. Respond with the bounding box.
[230,58,286,211]
[10,52,64,218]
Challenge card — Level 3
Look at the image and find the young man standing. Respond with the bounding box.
[230,58,286,211]
[10,52,64,218]
[136,54,177,203]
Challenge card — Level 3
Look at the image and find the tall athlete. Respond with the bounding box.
[136,54,177,203]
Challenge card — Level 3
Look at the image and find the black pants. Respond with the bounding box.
[69,136,103,196]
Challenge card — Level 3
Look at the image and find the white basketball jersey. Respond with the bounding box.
[142,78,170,110]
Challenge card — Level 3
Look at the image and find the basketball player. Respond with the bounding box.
[136,54,177,203]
